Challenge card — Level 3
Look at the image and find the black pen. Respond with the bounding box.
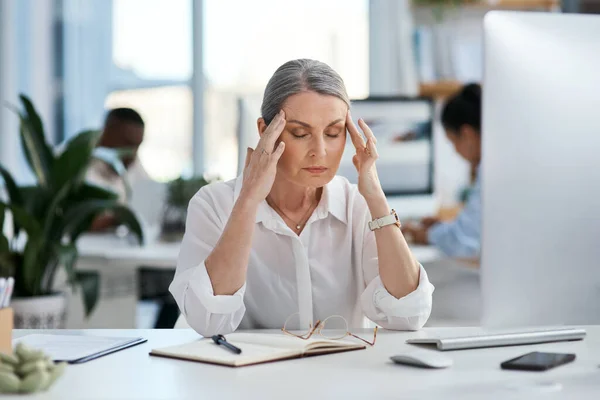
[211,334,242,354]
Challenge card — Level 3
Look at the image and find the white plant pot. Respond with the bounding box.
[11,293,67,329]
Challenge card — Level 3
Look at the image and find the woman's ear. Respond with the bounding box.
[257,118,268,137]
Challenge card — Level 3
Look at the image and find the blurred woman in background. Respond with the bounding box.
[403,83,482,259]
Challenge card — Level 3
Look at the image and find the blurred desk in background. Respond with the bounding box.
[68,234,445,329]
[76,234,444,271]
[77,234,181,271]
[63,234,180,329]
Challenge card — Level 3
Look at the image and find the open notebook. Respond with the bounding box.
[149,332,366,367]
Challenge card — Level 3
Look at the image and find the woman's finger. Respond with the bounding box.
[272,141,286,161]
[260,110,286,151]
[358,118,377,145]
[366,137,379,159]
[346,111,366,150]
[352,154,360,171]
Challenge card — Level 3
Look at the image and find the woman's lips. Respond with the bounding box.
[303,167,328,174]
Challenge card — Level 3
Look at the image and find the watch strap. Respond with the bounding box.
[368,210,401,231]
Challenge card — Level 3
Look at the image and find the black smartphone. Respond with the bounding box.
[500,351,576,371]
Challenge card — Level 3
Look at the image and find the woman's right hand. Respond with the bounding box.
[239,110,287,206]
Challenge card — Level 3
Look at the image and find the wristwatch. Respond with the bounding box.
[368,209,401,231]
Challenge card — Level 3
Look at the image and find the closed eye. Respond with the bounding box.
[325,129,343,138]
[293,134,309,139]
[290,131,309,139]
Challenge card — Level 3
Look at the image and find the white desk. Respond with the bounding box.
[77,235,181,271]
[10,326,600,399]
[76,234,444,272]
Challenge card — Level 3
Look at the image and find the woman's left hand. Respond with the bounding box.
[346,112,384,201]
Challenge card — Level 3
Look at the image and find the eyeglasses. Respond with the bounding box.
[281,312,378,346]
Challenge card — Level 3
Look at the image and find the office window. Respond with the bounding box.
[106,0,193,181]
[61,0,367,181]
[105,86,193,181]
[203,0,369,180]
[60,0,192,182]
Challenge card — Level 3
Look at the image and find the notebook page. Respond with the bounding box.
[226,333,358,351]
[151,339,298,366]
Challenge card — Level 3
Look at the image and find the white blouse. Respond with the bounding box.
[169,175,434,337]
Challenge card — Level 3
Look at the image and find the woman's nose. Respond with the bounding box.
[309,136,327,158]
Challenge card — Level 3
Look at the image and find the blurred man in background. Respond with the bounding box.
[86,108,178,328]
[87,108,148,231]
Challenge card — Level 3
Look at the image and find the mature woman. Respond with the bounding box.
[170,59,434,337]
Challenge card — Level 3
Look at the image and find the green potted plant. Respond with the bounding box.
[160,176,216,242]
[0,95,144,328]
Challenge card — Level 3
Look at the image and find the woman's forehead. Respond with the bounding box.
[283,92,347,126]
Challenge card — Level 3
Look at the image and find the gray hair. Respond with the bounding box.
[261,59,350,124]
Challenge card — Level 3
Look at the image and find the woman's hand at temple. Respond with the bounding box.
[346,112,385,202]
[204,111,286,296]
[239,110,287,207]
[346,111,420,299]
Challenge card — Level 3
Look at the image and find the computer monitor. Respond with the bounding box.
[337,97,435,195]
[481,11,600,327]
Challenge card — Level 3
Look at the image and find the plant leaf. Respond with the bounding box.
[0,234,8,255]
[19,185,50,221]
[0,203,5,236]
[109,206,145,243]
[22,237,43,296]
[0,164,23,206]
[52,130,102,192]
[0,202,42,238]
[19,95,46,145]
[0,247,15,279]
[76,271,100,317]
[15,96,54,188]
[58,185,119,240]
[42,180,74,242]
[52,244,78,291]
[11,185,47,239]
[71,183,119,202]
[0,230,13,279]
[62,200,144,244]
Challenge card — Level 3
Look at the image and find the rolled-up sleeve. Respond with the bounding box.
[358,212,434,331]
[360,265,434,331]
[169,188,246,337]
